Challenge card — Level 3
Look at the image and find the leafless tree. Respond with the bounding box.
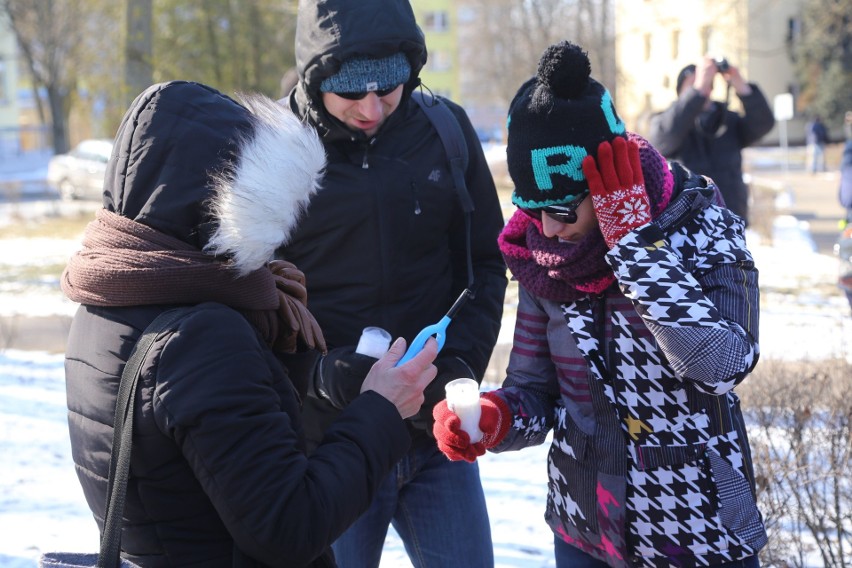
[457,0,614,141]
[4,0,300,150]
[1,0,86,153]
[125,0,152,107]
[153,0,298,97]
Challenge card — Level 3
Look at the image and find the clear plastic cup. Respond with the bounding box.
[355,326,392,358]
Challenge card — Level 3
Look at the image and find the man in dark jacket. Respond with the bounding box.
[649,56,775,224]
[62,80,439,568]
[805,115,829,173]
[276,1,508,566]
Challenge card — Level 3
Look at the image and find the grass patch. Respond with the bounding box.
[1,263,69,284]
[0,213,91,239]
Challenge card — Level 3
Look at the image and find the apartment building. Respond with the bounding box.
[411,0,460,100]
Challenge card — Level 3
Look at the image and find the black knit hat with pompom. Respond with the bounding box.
[508,41,627,209]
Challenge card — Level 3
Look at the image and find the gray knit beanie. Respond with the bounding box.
[320,53,411,94]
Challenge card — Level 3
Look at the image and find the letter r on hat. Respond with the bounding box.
[530,145,587,190]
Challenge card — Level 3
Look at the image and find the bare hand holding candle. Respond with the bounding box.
[444,378,483,443]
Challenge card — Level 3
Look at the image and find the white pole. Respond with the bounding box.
[780,118,789,180]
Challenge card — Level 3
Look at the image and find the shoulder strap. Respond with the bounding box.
[411,90,476,291]
[98,307,194,568]
[410,90,474,213]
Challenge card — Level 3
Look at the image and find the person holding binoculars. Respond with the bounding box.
[650,55,775,226]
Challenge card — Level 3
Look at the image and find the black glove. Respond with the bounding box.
[277,349,321,401]
[312,346,378,410]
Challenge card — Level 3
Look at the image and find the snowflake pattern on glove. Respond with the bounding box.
[592,184,652,247]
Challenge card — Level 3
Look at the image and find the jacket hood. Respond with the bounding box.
[291,0,427,139]
[104,81,326,275]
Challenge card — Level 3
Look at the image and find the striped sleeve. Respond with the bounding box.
[490,286,560,451]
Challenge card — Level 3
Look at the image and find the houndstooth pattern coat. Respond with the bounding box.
[491,177,768,567]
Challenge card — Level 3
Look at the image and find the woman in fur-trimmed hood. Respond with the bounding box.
[433,43,766,567]
[61,80,437,568]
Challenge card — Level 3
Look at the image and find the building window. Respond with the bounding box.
[422,11,449,32]
[671,29,680,59]
[644,33,652,61]
[427,50,452,72]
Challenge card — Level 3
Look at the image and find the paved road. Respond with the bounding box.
[743,142,847,255]
[748,168,845,255]
[0,193,99,227]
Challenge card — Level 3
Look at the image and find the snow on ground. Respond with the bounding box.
[0,238,81,318]
[0,348,556,568]
[1,226,848,566]
[751,220,852,362]
[1,153,848,566]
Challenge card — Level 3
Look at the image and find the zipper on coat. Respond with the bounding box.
[361,138,377,169]
[411,182,422,215]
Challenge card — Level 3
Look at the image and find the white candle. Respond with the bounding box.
[355,326,392,358]
[444,378,483,443]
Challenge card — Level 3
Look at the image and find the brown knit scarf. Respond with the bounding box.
[62,209,326,354]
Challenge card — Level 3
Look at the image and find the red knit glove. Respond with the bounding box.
[582,137,652,249]
[432,392,512,463]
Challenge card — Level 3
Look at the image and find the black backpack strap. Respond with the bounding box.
[99,307,194,568]
[411,90,476,291]
[411,90,474,214]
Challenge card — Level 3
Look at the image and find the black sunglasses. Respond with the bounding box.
[334,85,400,100]
[529,191,589,224]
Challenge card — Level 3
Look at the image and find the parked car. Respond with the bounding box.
[47,139,113,200]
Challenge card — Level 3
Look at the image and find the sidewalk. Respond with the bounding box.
[744,144,846,255]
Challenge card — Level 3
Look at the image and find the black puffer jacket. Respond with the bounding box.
[64,81,412,567]
[649,84,774,221]
[280,0,508,446]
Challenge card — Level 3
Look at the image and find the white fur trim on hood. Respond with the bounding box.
[205,93,326,275]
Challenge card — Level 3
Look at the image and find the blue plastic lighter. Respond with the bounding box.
[395,289,473,366]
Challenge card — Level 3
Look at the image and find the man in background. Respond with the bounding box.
[650,56,775,224]
[805,115,829,174]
